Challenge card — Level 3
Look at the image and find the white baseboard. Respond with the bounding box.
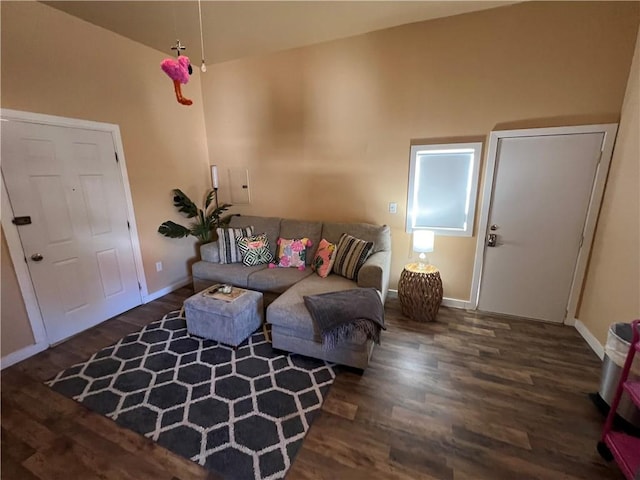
[387,289,469,310]
[143,276,192,303]
[1,341,48,370]
[441,297,471,309]
[574,319,605,360]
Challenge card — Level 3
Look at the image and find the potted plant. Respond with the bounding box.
[158,189,232,244]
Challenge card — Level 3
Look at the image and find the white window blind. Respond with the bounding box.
[406,142,482,236]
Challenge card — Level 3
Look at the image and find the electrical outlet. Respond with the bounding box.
[389,202,398,214]
[156,261,163,272]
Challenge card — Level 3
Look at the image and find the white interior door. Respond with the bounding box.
[2,120,142,343]
[477,132,604,323]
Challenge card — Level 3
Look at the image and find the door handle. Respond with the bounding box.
[487,233,497,247]
[30,253,44,262]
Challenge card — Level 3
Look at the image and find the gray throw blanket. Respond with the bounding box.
[303,288,386,349]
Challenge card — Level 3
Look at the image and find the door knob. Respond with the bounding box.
[487,233,497,247]
[30,253,44,262]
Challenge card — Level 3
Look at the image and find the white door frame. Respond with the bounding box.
[0,109,149,356]
[469,124,618,325]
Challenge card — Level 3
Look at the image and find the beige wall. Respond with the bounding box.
[1,1,212,294]
[1,1,211,357]
[1,228,35,355]
[1,1,638,360]
[201,1,639,299]
[577,30,640,344]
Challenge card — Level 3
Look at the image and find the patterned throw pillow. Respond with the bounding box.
[270,238,312,270]
[216,227,254,264]
[311,239,337,278]
[332,233,374,280]
[238,233,274,266]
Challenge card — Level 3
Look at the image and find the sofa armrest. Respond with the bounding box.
[357,251,391,303]
[200,241,220,263]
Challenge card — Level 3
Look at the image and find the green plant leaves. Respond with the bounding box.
[190,221,213,243]
[172,189,198,218]
[159,189,234,244]
[204,190,215,210]
[207,203,232,224]
[158,221,191,238]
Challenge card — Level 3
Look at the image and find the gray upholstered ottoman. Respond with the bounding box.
[184,288,264,347]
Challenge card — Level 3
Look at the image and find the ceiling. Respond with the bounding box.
[45,1,516,65]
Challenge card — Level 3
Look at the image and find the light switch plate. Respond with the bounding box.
[389,202,398,214]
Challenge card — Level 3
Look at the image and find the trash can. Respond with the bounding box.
[597,322,640,427]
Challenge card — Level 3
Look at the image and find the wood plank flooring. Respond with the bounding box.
[1,287,624,479]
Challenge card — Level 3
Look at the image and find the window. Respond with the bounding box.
[406,142,482,236]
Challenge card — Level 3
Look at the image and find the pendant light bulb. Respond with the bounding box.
[201,60,207,73]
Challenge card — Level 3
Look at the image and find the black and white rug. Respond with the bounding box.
[46,311,335,480]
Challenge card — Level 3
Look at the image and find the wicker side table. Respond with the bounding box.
[398,263,443,322]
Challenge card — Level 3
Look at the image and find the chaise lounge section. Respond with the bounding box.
[191,215,391,369]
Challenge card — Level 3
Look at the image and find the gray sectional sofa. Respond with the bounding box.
[192,215,391,369]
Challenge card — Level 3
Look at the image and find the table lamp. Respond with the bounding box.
[413,230,434,269]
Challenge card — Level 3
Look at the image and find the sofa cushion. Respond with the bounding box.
[247,267,313,294]
[266,274,358,338]
[230,216,281,258]
[238,233,274,266]
[321,222,391,253]
[332,233,374,281]
[279,219,322,265]
[192,261,267,288]
[200,242,220,263]
[216,226,254,264]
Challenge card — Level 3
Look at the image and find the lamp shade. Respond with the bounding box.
[413,230,434,253]
[211,165,219,189]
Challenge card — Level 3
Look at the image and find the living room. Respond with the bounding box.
[1,1,639,479]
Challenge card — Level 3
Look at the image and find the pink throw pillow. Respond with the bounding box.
[269,237,312,270]
[311,239,337,278]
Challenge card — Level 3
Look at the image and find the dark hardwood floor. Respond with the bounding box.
[1,287,623,479]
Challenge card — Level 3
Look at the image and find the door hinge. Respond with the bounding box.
[579,235,584,249]
[138,282,142,291]
[115,152,119,163]
[127,221,130,230]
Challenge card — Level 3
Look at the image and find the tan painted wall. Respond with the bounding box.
[201,1,639,299]
[1,228,35,355]
[577,30,640,345]
[1,1,211,294]
[0,1,211,357]
[1,1,638,360]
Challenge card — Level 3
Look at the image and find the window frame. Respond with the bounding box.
[406,141,482,237]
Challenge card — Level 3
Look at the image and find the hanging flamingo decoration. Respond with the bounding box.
[161,40,193,106]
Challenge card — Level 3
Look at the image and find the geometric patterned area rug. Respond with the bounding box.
[46,311,335,480]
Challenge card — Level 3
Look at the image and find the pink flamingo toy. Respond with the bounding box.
[160,55,193,106]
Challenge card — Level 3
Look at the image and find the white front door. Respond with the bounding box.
[477,132,605,323]
[2,120,142,343]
